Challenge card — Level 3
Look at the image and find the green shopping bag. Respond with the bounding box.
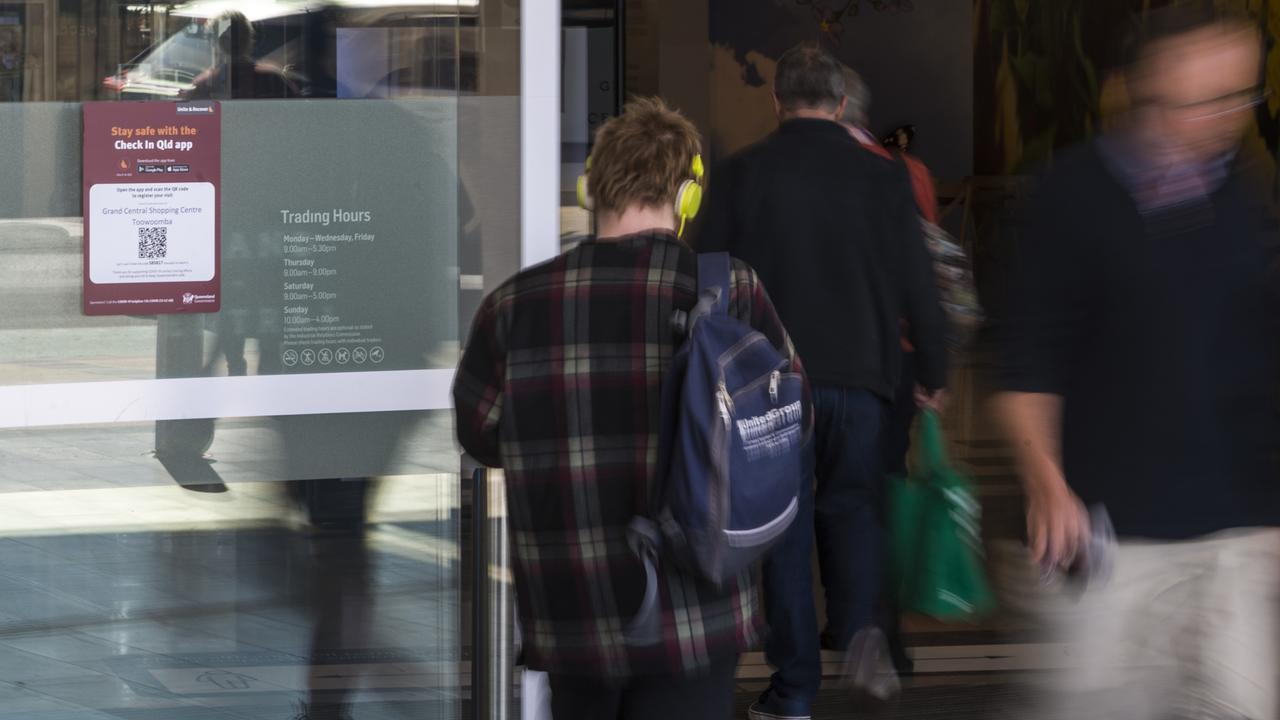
[888,410,995,621]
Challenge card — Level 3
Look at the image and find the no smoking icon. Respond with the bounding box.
[282,350,299,367]
[353,347,368,364]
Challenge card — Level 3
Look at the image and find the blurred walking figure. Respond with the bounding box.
[997,5,1280,718]
[837,66,940,480]
[839,65,940,676]
[292,504,373,720]
[455,98,806,719]
[184,11,298,101]
[702,44,948,719]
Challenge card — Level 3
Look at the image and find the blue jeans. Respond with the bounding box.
[761,385,885,712]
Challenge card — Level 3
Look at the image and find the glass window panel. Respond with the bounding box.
[0,2,516,717]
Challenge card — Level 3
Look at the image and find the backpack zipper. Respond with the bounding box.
[717,382,734,427]
[729,360,792,404]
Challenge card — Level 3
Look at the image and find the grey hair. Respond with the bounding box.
[841,66,870,127]
[774,43,845,113]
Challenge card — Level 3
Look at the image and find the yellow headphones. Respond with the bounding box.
[577,154,705,237]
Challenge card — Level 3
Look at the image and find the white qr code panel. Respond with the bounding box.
[137,226,168,258]
[88,182,215,284]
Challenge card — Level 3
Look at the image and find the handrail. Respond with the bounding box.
[470,465,514,720]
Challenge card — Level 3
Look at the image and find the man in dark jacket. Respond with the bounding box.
[701,44,947,720]
[996,5,1280,718]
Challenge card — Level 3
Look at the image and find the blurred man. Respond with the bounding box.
[702,45,947,720]
[997,5,1280,718]
[184,11,298,100]
[454,98,807,718]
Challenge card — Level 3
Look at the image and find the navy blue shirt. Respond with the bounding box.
[1001,141,1280,539]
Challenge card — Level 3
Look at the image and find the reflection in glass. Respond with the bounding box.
[0,2,485,718]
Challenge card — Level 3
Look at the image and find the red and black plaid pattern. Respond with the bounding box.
[454,231,805,679]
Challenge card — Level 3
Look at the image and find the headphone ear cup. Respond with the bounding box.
[675,179,703,222]
[576,175,593,211]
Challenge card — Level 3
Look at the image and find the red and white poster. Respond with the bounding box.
[82,101,221,315]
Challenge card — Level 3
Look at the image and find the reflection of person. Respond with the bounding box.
[996,5,1280,719]
[164,11,295,485]
[204,231,281,379]
[290,485,373,720]
[194,11,299,379]
[0,38,20,102]
[184,11,298,100]
[700,45,947,719]
[455,98,807,718]
[299,6,339,99]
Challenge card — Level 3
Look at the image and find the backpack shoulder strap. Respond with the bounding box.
[697,252,733,316]
[673,252,732,336]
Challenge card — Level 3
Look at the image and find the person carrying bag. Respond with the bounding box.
[888,410,994,621]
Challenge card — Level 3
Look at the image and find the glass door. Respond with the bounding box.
[0,2,521,718]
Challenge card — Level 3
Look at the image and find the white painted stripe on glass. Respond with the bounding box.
[520,0,562,268]
[0,369,455,429]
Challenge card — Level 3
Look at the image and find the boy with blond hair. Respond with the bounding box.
[455,98,807,717]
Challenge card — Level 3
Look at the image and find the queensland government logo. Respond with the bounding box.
[181,293,216,305]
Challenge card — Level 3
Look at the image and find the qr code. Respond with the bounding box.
[137,226,168,259]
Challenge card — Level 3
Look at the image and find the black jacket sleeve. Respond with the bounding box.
[1264,212,1280,328]
[896,173,948,390]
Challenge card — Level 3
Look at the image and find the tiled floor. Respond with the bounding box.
[0,475,464,719]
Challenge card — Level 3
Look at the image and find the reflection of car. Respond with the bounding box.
[103,25,213,99]
[102,0,478,100]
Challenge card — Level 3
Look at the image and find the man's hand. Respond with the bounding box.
[914,385,948,413]
[991,392,1086,574]
[1025,470,1091,572]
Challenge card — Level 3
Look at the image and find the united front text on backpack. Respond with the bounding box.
[626,253,805,645]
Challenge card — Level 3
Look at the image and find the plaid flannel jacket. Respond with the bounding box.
[454,231,806,679]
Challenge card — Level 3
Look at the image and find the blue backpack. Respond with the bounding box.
[627,253,805,645]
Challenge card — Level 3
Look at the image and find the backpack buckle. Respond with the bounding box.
[670,310,689,337]
[673,286,723,339]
